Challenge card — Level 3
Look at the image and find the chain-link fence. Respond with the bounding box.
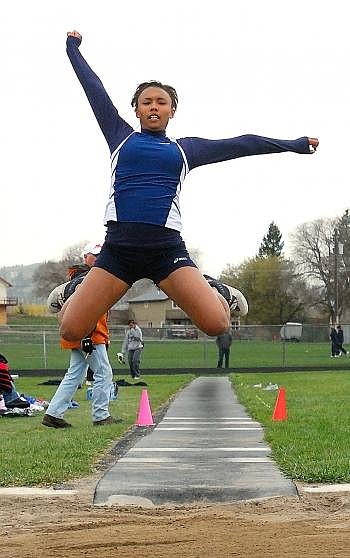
[1,323,349,372]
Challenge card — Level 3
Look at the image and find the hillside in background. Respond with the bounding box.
[0,263,42,303]
[0,263,154,305]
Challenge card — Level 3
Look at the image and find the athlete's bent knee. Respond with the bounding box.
[200,316,230,337]
[59,320,86,342]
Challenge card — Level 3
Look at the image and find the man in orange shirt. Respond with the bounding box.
[42,242,120,428]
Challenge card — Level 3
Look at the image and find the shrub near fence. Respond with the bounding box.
[0,323,349,371]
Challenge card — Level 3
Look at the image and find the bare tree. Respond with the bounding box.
[61,241,88,265]
[33,241,88,300]
[291,216,350,322]
[33,261,68,300]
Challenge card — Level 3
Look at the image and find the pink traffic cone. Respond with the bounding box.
[135,389,154,426]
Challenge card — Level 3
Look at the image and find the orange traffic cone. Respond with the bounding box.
[272,387,287,421]
[135,389,154,426]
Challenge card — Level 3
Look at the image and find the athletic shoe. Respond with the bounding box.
[6,397,30,409]
[42,414,72,428]
[93,416,123,426]
[203,275,248,317]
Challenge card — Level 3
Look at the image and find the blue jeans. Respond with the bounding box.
[217,347,230,368]
[2,383,20,405]
[46,344,113,422]
[128,348,142,378]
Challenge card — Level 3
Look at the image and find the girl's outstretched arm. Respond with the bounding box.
[66,31,133,152]
[179,134,319,171]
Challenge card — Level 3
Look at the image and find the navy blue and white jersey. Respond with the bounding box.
[67,36,311,237]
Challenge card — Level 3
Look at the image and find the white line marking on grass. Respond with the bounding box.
[255,395,272,409]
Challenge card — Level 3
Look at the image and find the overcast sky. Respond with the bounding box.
[1,1,348,276]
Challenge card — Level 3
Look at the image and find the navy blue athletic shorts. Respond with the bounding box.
[94,240,197,286]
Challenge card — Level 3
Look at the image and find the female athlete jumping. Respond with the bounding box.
[60,30,318,343]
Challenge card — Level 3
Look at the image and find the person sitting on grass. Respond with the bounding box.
[0,353,30,409]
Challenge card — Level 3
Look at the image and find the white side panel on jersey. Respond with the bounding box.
[104,132,136,224]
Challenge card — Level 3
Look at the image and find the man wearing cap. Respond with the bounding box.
[43,242,120,428]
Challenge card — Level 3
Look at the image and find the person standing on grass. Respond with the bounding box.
[216,330,233,368]
[59,30,318,349]
[121,320,143,379]
[336,325,349,356]
[43,242,120,429]
[330,326,339,358]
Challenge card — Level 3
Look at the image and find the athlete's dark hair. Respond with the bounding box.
[131,81,178,111]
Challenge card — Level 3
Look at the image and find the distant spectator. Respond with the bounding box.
[121,320,144,379]
[216,330,233,368]
[336,325,349,356]
[330,327,339,358]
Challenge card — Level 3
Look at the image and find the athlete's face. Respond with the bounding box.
[136,87,175,131]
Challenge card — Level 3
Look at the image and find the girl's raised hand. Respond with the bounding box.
[308,137,319,152]
[67,30,82,40]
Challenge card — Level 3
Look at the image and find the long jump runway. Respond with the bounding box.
[94,376,296,507]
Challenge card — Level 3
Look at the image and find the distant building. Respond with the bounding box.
[0,277,18,325]
[110,284,191,327]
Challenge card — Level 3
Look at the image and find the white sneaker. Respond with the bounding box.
[226,284,249,317]
[204,275,248,317]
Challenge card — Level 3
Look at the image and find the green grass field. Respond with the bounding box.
[233,370,350,483]
[0,374,194,486]
[1,335,348,370]
[1,370,350,487]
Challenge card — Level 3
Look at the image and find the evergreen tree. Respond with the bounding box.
[258,222,284,257]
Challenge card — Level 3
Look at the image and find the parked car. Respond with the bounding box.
[166,325,198,339]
